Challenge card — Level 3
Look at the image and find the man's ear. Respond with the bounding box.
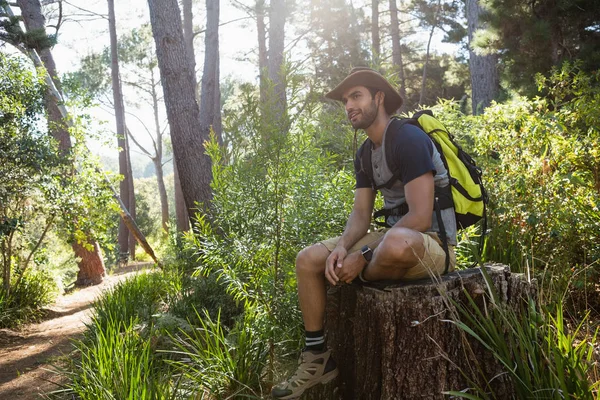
[376,91,386,110]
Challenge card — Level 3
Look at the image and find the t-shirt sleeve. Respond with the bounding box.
[389,123,436,184]
[354,150,372,189]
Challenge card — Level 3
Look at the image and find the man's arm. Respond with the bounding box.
[324,187,375,285]
[332,172,435,284]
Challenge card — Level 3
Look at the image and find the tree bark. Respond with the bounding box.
[173,159,189,231]
[371,0,380,64]
[107,0,133,259]
[149,70,170,234]
[178,0,194,230]
[17,0,106,284]
[389,0,407,105]
[466,0,499,115]
[199,0,222,144]
[256,0,268,104]
[267,0,287,126]
[147,0,213,219]
[419,0,441,105]
[306,265,531,399]
[73,241,106,286]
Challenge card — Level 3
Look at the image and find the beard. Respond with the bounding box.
[350,100,378,130]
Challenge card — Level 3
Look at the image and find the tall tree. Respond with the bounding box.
[256,0,268,104]
[476,0,600,94]
[389,0,407,103]
[178,0,195,231]
[147,0,213,219]
[466,0,499,114]
[267,0,287,127]
[15,0,106,285]
[199,0,222,143]
[371,0,380,64]
[107,0,135,260]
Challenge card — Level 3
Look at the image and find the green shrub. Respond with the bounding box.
[168,308,269,399]
[90,269,181,334]
[0,267,59,328]
[169,272,242,329]
[68,316,176,400]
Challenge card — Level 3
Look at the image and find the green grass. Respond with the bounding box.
[444,270,599,399]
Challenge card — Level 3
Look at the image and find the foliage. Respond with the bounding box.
[0,267,58,328]
[475,0,600,94]
[444,270,599,399]
[431,65,600,309]
[168,308,269,398]
[90,270,181,335]
[190,76,355,385]
[168,272,242,329]
[67,316,176,400]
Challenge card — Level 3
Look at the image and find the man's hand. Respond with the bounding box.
[325,247,347,286]
[335,250,367,284]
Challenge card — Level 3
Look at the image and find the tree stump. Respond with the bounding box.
[305,264,535,399]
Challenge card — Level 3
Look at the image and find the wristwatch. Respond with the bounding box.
[360,245,373,263]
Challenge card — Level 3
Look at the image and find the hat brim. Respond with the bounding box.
[325,70,403,115]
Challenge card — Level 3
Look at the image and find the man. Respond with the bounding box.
[271,67,457,399]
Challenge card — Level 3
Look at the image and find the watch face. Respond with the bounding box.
[361,245,373,262]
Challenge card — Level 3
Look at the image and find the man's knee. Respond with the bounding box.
[378,227,424,262]
[296,244,328,276]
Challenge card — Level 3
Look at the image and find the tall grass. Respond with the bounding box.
[168,307,269,399]
[68,316,176,400]
[444,270,599,399]
[90,270,181,334]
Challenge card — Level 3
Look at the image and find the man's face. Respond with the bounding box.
[341,86,381,130]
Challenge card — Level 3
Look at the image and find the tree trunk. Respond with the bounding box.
[173,159,189,231]
[389,0,407,105]
[150,71,170,234]
[182,0,200,104]
[17,0,105,284]
[107,0,133,260]
[419,0,440,106]
[73,241,106,286]
[466,0,499,115]
[267,0,287,127]
[199,0,222,144]
[154,157,170,233]
[126,133,136,259]
[371,0,380,64]
[148,0,213,219]
[306,265,531,399]
[256,0,268,104]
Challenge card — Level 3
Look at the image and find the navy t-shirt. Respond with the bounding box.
[354,120,436,189]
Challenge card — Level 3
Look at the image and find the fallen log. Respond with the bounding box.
[305,264,535,399]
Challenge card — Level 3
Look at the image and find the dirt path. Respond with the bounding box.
[0,263,154,399]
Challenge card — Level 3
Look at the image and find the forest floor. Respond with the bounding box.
[0,262,154,399]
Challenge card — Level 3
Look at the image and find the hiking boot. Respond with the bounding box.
[271,349,338,399]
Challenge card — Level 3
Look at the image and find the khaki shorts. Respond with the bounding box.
[320,229,456,280]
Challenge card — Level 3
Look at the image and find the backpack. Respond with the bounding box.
[356,110,488,269]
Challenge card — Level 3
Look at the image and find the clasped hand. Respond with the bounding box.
[325,247,367,285]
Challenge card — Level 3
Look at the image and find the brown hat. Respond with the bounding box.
[325,67,403,114]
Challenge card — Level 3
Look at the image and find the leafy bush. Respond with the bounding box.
[168,308,269,398]
[90,269,181,334]
[432,64,600,310]
[169,272,242,329]
[0,267,59,328]
[68,316,175,400]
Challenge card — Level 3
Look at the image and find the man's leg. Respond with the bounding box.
[362,227,428,281]
[296,243,329,332]
[272,243,338,399]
